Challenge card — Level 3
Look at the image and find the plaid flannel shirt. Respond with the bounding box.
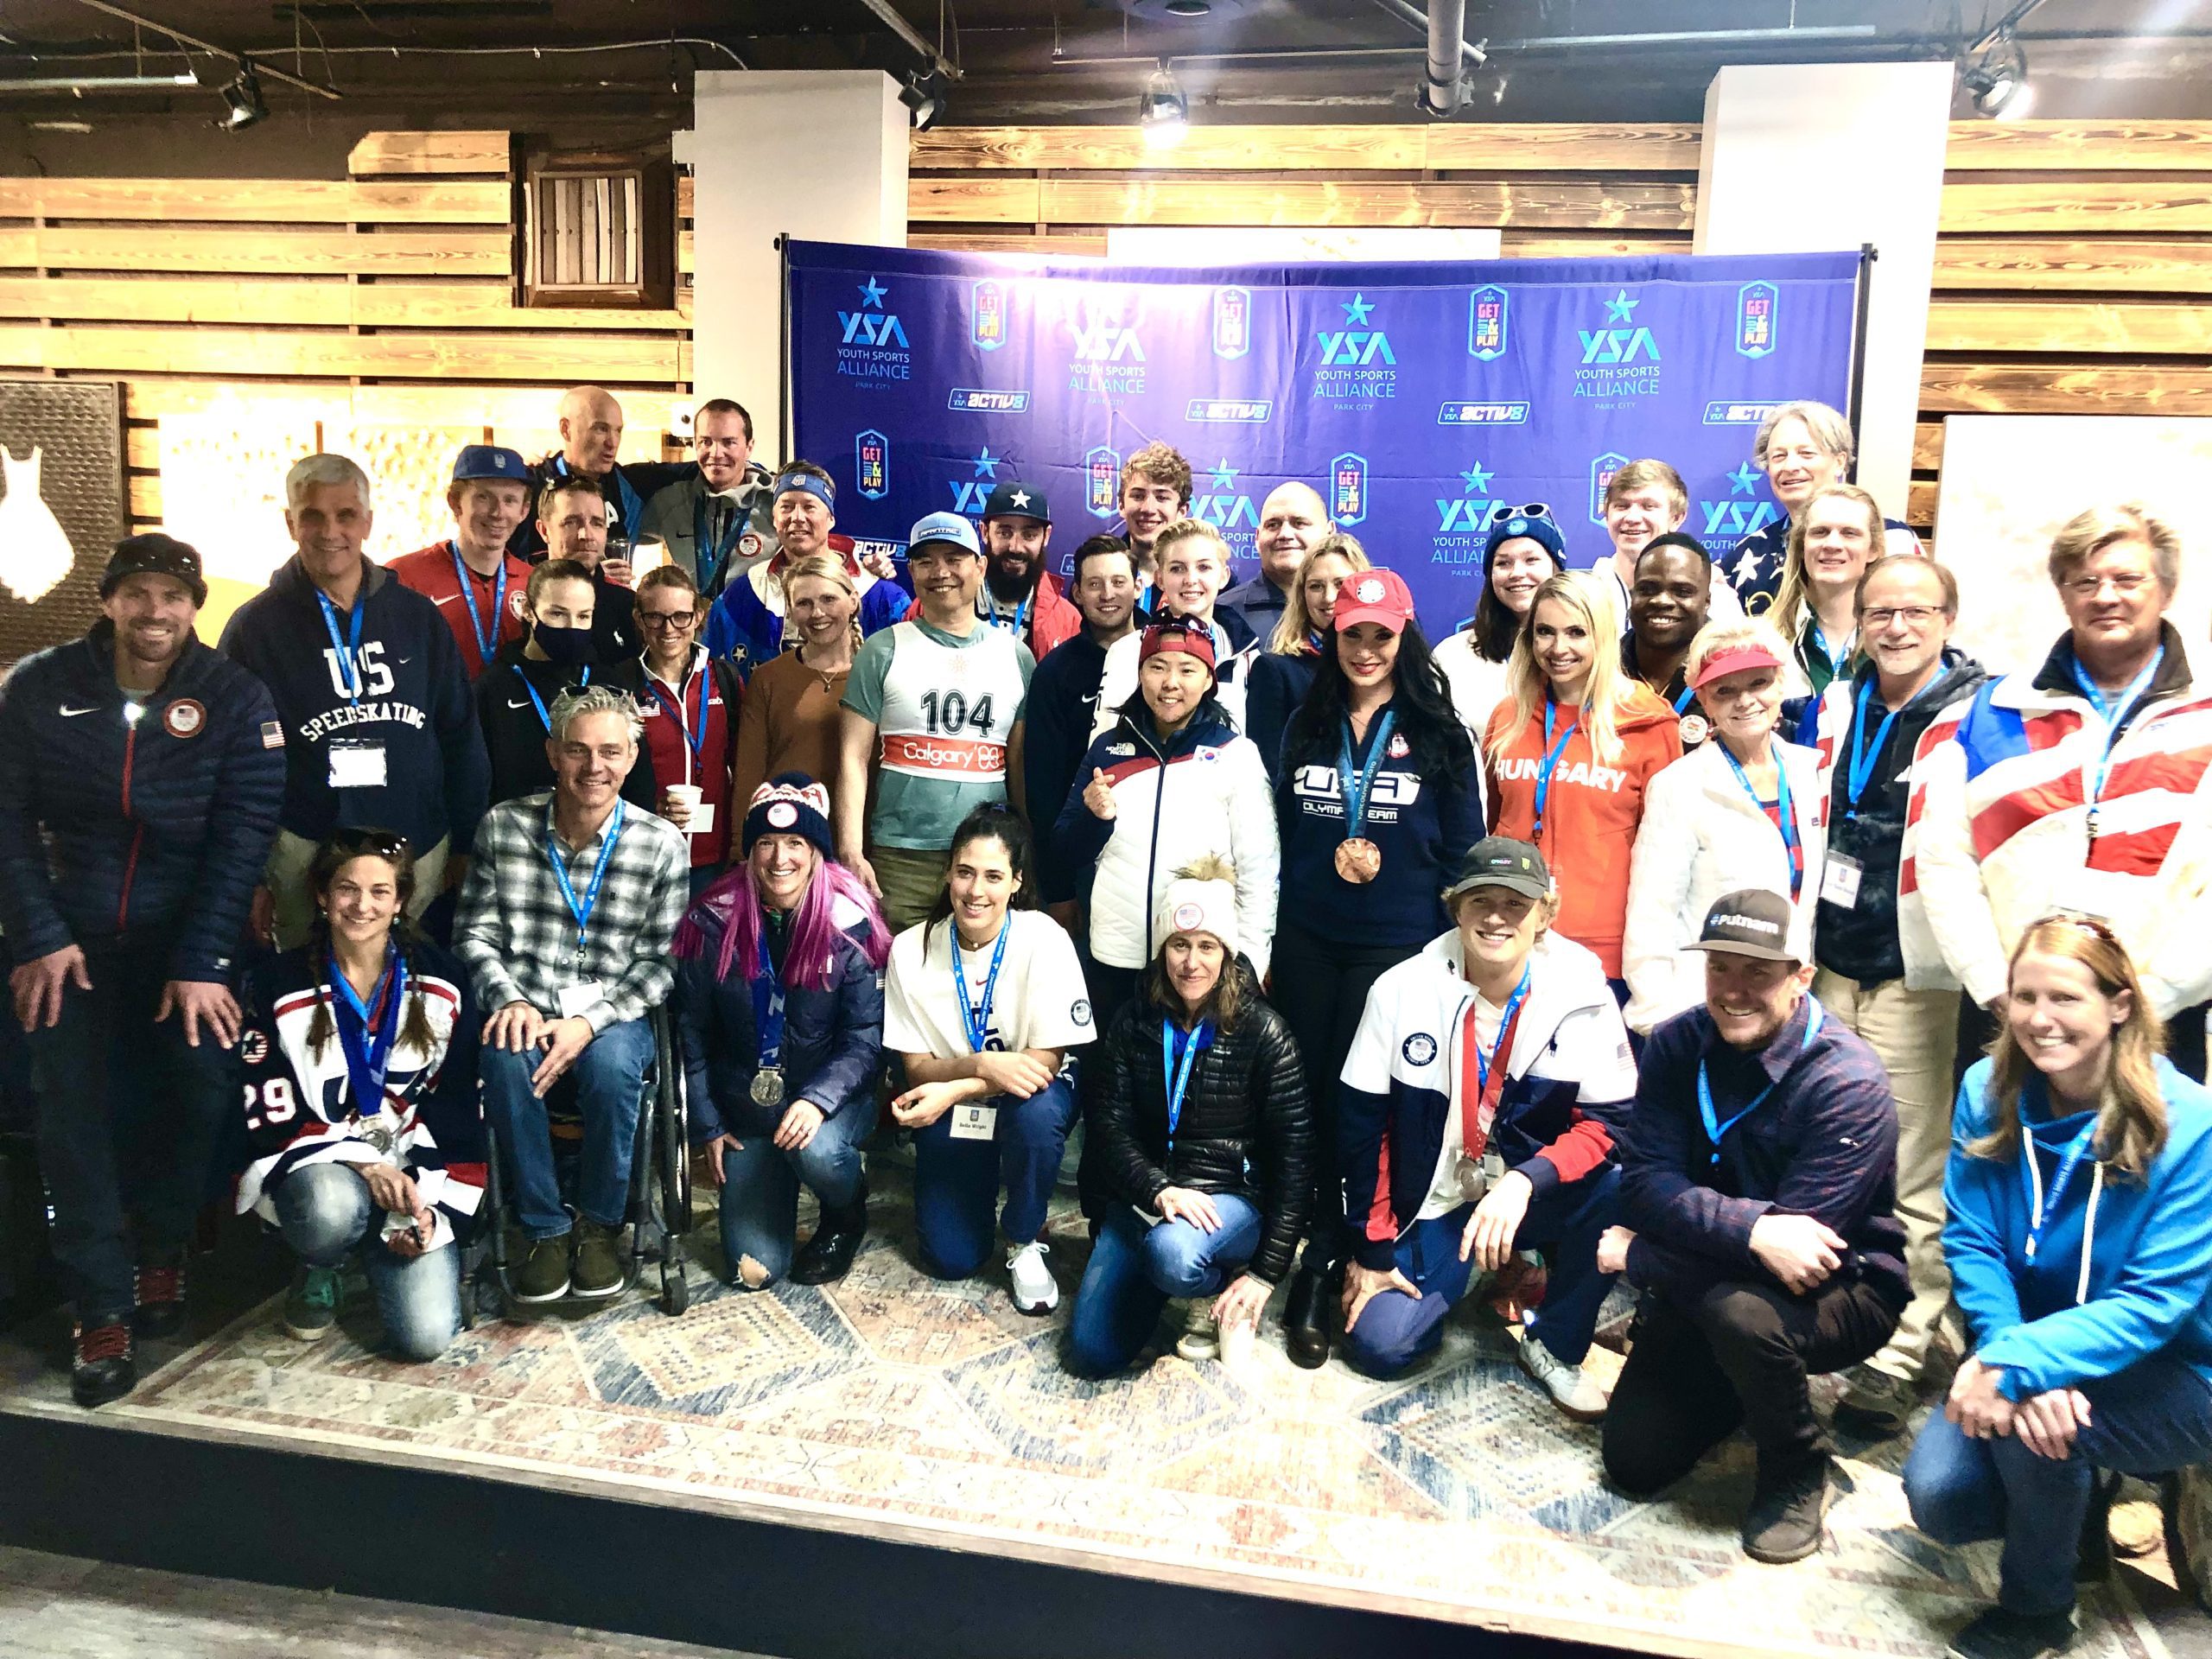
[455,791,688,1033]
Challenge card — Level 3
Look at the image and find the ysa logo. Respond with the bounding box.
[1192,459,1258,531]
[1700,462,1779,539]
[1316,293,1395,365]
[855,430,890,501]
[838,276,907,349]
[1436,461,1499,535]
[949,447,1001,516]
[1468,284,1509,361]
[1579,289,1659,364]
[1068,294,1146,362]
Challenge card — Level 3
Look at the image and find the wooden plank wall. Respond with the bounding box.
[909,120,2212,547]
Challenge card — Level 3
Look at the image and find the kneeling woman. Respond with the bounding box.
[674,775,890,1289]
[885,805,1096,1314]
[1905,918,2212,1659]
[1068,858,1313,1374]
[1338,836,1637,1421]
[233,830,484,1360]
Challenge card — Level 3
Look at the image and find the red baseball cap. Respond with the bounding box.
[1332,567,1416,635]
[1141,618,1217,675]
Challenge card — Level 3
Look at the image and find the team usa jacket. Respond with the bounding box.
[1024,630,1114,903]
[0,622,284,982]
[1338,930,1637,1271]
[1906,623,2212,1016]
[705,551,911,672]
[219,556,490,858]
[232,942,486,1251]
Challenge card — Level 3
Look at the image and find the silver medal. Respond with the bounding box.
[359,1118,396,1154]
[751,1065,786,1108]
[1455,1155,1488,1202]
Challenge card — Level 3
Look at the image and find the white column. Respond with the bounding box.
[688,70,909,465]
[1694,61,1953,520]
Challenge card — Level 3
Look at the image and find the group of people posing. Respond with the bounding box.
[5,383,2210,1659]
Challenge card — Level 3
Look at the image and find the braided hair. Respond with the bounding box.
[302,829,438,1063]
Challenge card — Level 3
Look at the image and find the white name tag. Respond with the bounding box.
[1819,853,1864,910]
[685,803,715,836]
[327,739,387,790]
[556,981,604,1020]
[948,1103,999,1141]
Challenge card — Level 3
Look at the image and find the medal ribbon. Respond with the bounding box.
[1720,741,1803,899]
[694,493,744,596]
[1531,699,1579,845]
[315,586,367,703]
[986,590,1032,639]
[953,919,1014,1055]
[753,931,788,1074]
[1160,1017,1217,1156]
[330,945,406,1122]
[2020,1103,2101,1264]
[449,541,506,667]
[647,655,710,767]
[546,798,626,961]
[1696,998,1824,1166]
[2069,645,2164,827]
[1843,677,1904,819]
[514,664,592,733]
[1336,708,1398,848]
[1458,966,1531,1160]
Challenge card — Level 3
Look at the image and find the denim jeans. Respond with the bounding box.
[1065,1195,1263,1376]
[480,1016,656,1239]
[717,1092,877,1287]
[912,1075,1078,1279]
[1905,1354,2212,1616]
[24,930,238,1325]
[271,1161,461,1362]
[1339,1166,1624,1379]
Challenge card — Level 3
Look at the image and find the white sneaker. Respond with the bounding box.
[1516,1332,1609,1422]
[1176,1302,1220,1361]
[1007,1240,1058,1314]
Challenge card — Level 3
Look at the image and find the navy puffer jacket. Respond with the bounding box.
[0,623,284,981]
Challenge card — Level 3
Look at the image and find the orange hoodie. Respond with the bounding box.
[1483,685,1683,977]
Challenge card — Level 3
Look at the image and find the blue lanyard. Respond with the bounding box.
[953,920,1013,1055]
[1809,621,1853,673]
[986,591,1032,639]
[1472,967,1532,1101]
[1672,683,1697,715]
[1696,998,1823,1166]
[1337,708,1398,841]
[1843,677,1904,818]
[753,931,788,1070]
[1532,699,1579,843]
[329,947,405,1120]
[694,494,743,595]
[1720,741,1803,899]
[2020,1108,2101,1263]
[546,798,626,959]
[2069,646,2163,816]
[315,586,365,702]
[647,659,709,763]
[555,454,640,536]
[448,542,505,666]
[513,664,590,733]
[1160,1017,1216,1153]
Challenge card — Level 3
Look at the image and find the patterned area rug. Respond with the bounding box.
[0,1171,2177,1659]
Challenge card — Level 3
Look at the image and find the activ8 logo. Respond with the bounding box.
[1330,454,1370,528]
[1589,452,1630,524]
[1736,281,1778,359]
[1084,445,1122,519]
[855,430,889,501]
[1700,462,1782,539]
[948,447,1003,517]
[1468,284,1509,361]
[1316,292,1395,365]
[1580,289,1659,364]
[1192,459,1259,531]
[1435,460,1500,534]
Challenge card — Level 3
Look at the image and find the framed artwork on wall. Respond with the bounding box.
[0,379,124,670]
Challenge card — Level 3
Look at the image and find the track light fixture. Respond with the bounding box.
[1139,64,1188,149]
[1961,32,2031,119]
[217,62,266,130]
[898,68,948,130]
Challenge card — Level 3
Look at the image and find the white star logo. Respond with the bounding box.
[1009,489,1032,509]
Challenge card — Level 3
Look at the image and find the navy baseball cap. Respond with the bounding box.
[1443,836,1551,904]
[983,481,1050,524]
[907,511,982,557]
[102,533,207,607]
[452,444,531,484]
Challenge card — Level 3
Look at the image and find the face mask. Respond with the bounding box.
[531,620,595,666]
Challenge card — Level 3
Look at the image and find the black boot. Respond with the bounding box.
[791,1185,868,1286]
[71,1322,137,1409]
[2076,1470,2121,1583]
[1284,1260,1332,1370]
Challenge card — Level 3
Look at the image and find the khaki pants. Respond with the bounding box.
[1814,969,1961,1380]
[264,830,449,951]
[869,844,947,936]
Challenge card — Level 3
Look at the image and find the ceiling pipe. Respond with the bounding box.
[855,0,961,82]
[0,71,195,90]
[56,0,340,96]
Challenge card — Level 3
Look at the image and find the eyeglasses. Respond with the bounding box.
[2063,573,2153,599]
[1487,502,1554,526]
[1861,606,1946,628]
[639,610,698,629]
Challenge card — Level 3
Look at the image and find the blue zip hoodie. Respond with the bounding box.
[1946,1055,2212,1400]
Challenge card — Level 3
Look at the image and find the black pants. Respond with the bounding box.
[1267,920,1423,1272]
[1602,1274,1902,1495]
[24,931,237,1325]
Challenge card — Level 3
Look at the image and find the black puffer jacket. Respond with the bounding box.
[1082,963,1313,1284]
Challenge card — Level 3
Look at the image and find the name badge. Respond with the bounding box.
[1820,853,1864,910]
[949,1103,999,1141]
[556,981,604,1020]
[327,738,387,790]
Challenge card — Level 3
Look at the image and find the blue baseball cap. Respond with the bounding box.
[452,444,530,484]
[907,511,982,557]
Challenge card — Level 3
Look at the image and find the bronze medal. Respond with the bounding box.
[1335,836,1382,884]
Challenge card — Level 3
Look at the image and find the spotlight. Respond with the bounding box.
[217,63,266,130]
[899,69,948,130]
[1490,70,1509,105]
[1961,34,2030,119]
[1139,65,1188,149]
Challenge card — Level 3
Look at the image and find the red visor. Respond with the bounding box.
[1690,644,1784,690]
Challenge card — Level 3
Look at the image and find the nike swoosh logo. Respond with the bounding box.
[506,698,531,709]
[59,704,99,717]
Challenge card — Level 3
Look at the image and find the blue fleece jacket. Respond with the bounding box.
[1945,1055,2212,1400]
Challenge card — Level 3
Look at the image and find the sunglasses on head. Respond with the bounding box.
[329,828,410,860]
[1486,502,1555,527]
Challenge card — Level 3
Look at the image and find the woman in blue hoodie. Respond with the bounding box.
[1905,916,2212,1659]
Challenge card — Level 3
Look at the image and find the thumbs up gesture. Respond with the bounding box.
[1083,767,1118,821]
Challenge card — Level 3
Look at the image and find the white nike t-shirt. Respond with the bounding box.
[883,908,1095,1060]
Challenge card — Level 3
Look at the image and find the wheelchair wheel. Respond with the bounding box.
[661,1255,690,1316]
[2164,1467,2212,1611]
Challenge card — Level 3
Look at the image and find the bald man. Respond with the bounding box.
[509,385,696,562]
[1220,481,1330,637]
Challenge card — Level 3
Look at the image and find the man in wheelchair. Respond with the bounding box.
[456,684,688,1303]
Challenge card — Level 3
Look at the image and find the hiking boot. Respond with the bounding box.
[1742,1456,1834,1564]
[282,1264,342,1342]
[1007,1240,1058,1314]
[790,1188,868,1287]
[512,1234,571,1304]
[570,1219,626,1300]
[1834,1363,1919,1439]
[1516,1332,1609,1422]
[1945,1606,2079,1659]
[132,1254,187,1339]
[1283,1262,1332,1370]
[1176,1302,1221,1361]
[71,1322,137,1408]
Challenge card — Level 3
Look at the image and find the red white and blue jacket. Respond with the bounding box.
[1337,929,1637,1270]
[1906,624,2212,1016]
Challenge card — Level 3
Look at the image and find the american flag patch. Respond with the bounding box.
[260,721,285,749]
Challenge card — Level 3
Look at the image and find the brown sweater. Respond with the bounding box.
[734,646,851,813]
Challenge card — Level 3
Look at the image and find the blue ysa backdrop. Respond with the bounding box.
[786,240,1863,633]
